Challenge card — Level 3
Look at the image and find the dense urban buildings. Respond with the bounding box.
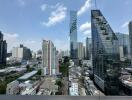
[91,10,120,95]
[42,40,59,75]
[115,33,130,61]
[70,11,78,59]
[1,0,132,96]
[12,44,32,61]
[129,21,132,67]
[0,31,7,66]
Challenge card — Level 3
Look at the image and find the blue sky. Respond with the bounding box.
[0,0,132,52]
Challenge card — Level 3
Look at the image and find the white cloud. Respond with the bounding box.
[40,4,47,11]
[41,4,67,27]
[77,0,91,16]
[79,22,91,32]
[4,33,19,44]
[79,22,91,37]
[121,21,129,28]
[18,0,25,6]
[3,32,41,52]
[3,33,19,52]
[50,3,60,9]
[83,30,91,35]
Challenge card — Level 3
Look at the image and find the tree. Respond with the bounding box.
[63,56,70,64]
[0,82,6,94]
[55,80,63,88]
[37,69,42,75]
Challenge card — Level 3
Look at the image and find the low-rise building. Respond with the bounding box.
[6,80,19,95]
[69,82,78,96]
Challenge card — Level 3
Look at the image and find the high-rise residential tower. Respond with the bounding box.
[77,42,84,59]
[42,40,58,75]
[91,10,120,95]
[86,37,92,60]
[0,31,7,66]
[129,21,132,67]
[70,11,78,59]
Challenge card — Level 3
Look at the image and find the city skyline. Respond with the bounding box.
[0,0,132,52]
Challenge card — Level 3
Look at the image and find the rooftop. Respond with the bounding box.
[18,71,37,80]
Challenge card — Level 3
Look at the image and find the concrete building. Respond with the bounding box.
[6,80,19,95]
[42,40,58,75]
[69,82,78,96]
[116,32,130,60]
[83,46,86,59]
[129,21,132,67]
[119,46,125,61]
[86,37,92,60]
[12,44,32,61]
[0,31,7,65]
[77,42,84,59]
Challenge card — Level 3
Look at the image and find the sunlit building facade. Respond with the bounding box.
[70,11,78,59]
[91,10,120,95]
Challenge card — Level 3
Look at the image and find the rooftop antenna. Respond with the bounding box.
[95,0,97,9]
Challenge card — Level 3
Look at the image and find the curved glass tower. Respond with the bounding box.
[70,11,78,59]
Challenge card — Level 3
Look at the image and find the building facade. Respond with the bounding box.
[91,10,120,95]
[12,44,32,61]
[77,42,84,59]
[42,40,58,75]
[115,32,130,60]
[86,37,90,60]
[129,21,132,67]
[6,80,19,95]
[0,31,7,65]
[70,11,78,59]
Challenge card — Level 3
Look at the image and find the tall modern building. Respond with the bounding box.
[0,31,7,65]
[91,10,120,95]
[83,46,86,59]
[70,11,78,59]
[129,21,132,66]
[12,44,32,61]
[77,42,84,59]
[42,40,58,75]
[115,32,130,60]
[86,37,92,60]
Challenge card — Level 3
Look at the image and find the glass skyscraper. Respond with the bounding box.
[0,31,7,66]
[86,37,92,60]
[91,10,120,95]
[115,32,130,59]
[70,11,78,59]
[129,21,132,67]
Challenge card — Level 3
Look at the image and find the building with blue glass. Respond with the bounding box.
[91,10,120,95]
[70,11,78,59]
[129,21,132,67]
[115,32,130,60]
[0,31,7,66]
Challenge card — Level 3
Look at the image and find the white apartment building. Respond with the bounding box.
[78,42,84,59]
[12,44,31,60]
[42,40,58,75]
